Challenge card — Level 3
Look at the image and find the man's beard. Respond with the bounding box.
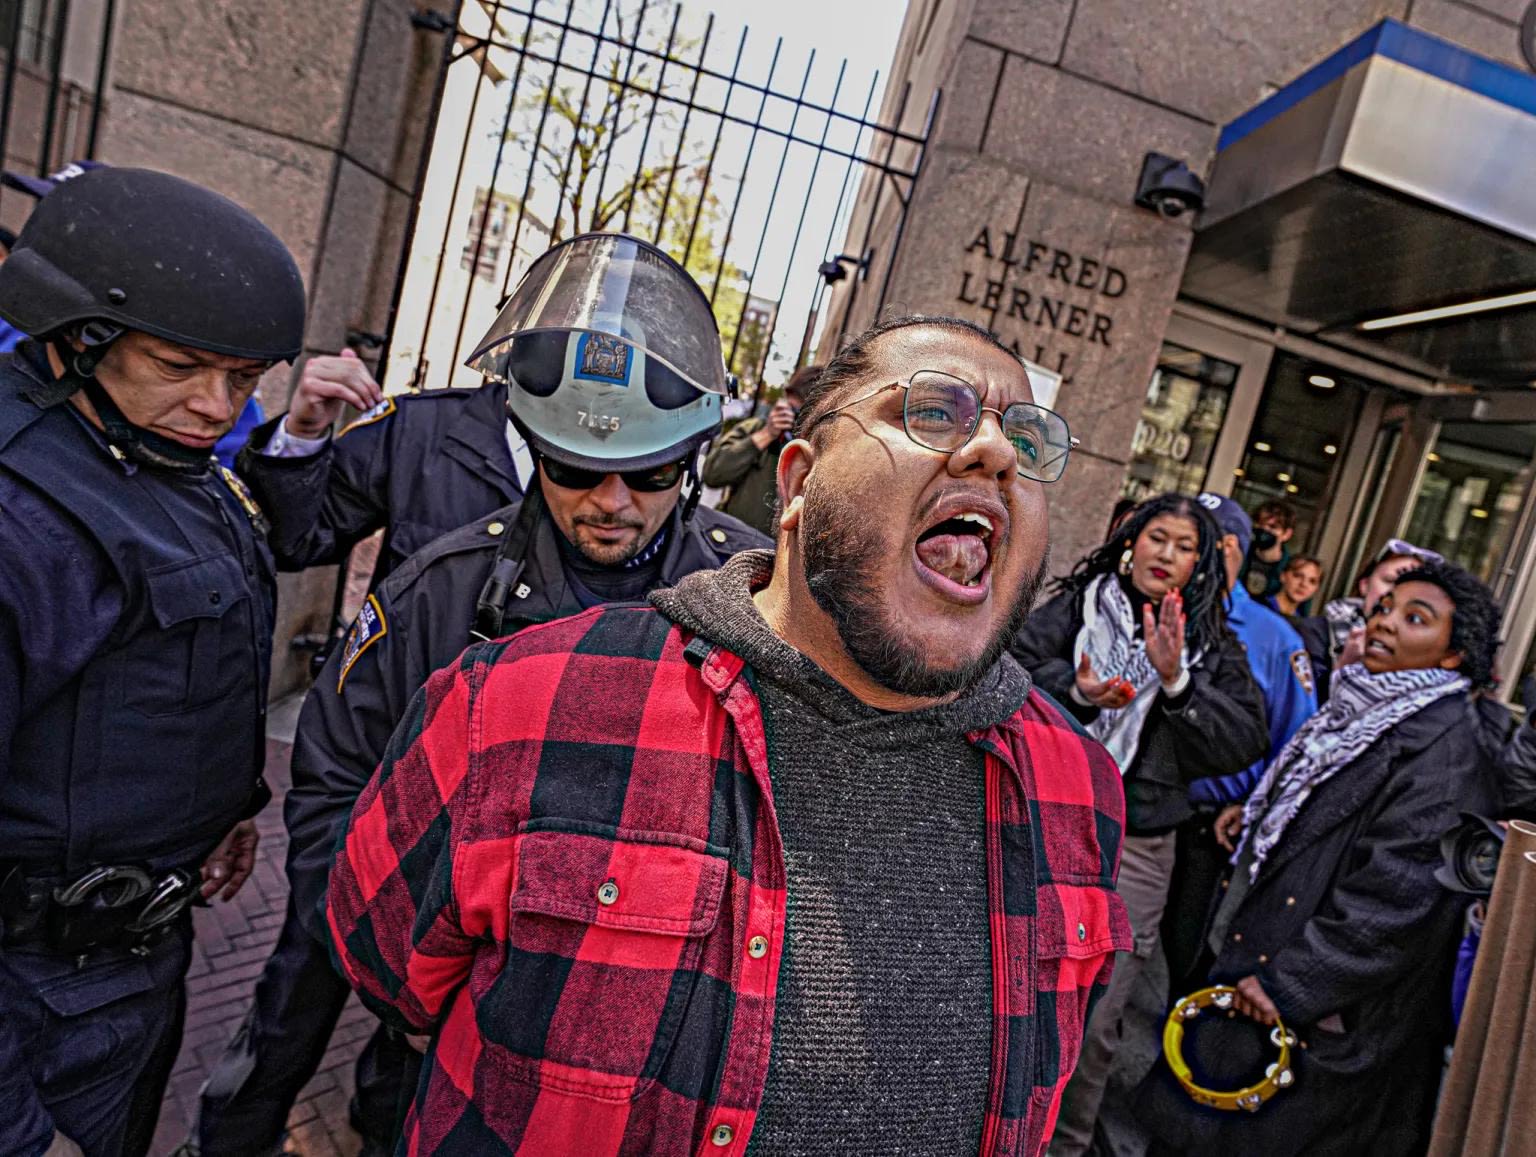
[572,514,648,565]
[800,478,1049,697]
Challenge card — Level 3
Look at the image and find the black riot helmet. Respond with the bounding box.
[0,166,305,361]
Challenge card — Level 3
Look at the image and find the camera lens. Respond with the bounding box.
[1439,815,1506,896]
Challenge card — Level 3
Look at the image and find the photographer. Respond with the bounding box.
[701,363,820,535]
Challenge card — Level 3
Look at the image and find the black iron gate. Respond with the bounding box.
[0,0,115,227]
[383,0,935,403]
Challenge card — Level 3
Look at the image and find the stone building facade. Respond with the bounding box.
[822,0,1536,613]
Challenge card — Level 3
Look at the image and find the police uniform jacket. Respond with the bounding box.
[0,343,274,874]
[235,380,521,583]
[0,344,275,1137]
[282,498,769,941]
[1188,584,1318,808]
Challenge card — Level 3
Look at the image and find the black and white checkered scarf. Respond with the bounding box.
[1238,661,1468,880]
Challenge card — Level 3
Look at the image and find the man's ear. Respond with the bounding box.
[776,437,815,534]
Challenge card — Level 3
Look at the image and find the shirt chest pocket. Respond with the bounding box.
[123,554,250,716]
[1032,881,1132,1092]
[493,823,730,1101]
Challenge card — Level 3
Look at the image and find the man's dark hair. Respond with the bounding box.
[1057,492,1231,655]
[792,314,1019,445]
[1390,561,1501,688]
[1254,499,1297,531]
[782,362,822,403]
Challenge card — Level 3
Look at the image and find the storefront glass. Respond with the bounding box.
[1121,343,1234,504]
[1403,422,1536,588]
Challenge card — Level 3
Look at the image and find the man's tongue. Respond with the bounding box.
[916,532,988,585]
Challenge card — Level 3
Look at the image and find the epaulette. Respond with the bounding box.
[377,507,521,601]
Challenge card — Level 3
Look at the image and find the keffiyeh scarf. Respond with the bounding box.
[1238,662,1468,880]
[1072,574,1196,773]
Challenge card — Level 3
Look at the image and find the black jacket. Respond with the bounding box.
[1499,712,1536,819]
[1011,586,1268,832]
[281,499,770,941]
[235,381,521,583]
[1138,692,1497,1156]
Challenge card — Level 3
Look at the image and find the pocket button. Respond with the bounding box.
[597,880,619,906]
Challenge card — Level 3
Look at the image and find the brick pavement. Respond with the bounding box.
[148,724,369,1157]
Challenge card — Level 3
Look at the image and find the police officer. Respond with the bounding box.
[0,168,305,1156]
[191,233,769,1156]
[235,318,527,584]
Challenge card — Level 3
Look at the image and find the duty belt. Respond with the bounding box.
[0,861,199,958]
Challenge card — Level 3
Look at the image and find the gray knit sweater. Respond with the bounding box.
[652,551,1032,1154]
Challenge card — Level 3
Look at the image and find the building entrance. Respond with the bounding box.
[1129,307,1536,703]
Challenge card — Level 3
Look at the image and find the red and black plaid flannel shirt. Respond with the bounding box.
[328,603,1131,1155]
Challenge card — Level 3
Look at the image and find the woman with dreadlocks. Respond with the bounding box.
[1011,492,1267,1156]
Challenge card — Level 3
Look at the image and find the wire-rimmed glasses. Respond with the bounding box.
[804,368,1077,482]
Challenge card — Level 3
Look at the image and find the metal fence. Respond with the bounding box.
[383,0,936,404]
[0,0,114,212]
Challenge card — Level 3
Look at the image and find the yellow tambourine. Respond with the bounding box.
[1163,986,1296,1113]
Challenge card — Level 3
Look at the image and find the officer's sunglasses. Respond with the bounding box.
[539,453,689,493]
[801,369,1077,483]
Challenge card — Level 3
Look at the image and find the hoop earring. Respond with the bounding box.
[1118,547,1134,577]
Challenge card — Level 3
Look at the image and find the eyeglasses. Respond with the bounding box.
[539,454,688,493]
[803,369,1077,482]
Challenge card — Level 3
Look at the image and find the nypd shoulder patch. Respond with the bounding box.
[337,594,389,693]
[338,396,397,438]
[1290,649,1315,696]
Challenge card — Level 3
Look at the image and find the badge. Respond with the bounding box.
[1290,649,1315,696]
[337,594,389,693]
[574,333,632,385]
[218,466,269,533]
[338,396,396,438]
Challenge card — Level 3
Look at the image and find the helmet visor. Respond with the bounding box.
[467,233,729,395]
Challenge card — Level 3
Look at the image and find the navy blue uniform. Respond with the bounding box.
[193,497,769,1154]
[0,344,274,1155]
[235,381,522,583]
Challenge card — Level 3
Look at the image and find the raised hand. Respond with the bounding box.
[1143,589,1186,685]
[286,348,385,439]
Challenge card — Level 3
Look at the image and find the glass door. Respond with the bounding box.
[1402,422,1536,591]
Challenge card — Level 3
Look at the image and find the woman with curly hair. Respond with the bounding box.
[1138,559,1502,1156]
[1011,492,1268,1155]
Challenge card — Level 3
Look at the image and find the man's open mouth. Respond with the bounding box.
[1366,636,1393,656]
[915,506,998,597]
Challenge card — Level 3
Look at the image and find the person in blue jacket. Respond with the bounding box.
[1162,492,1319,983]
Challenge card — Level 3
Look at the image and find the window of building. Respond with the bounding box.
[1121,342,1234,504]
[1403,422,1536,587]
[461,189,510,283]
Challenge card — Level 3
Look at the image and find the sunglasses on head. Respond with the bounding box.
[1374,538,1444,569]
[539,454,689,493]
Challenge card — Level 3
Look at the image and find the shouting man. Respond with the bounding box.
[327,314,1131,1154]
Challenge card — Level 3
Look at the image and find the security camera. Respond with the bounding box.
[1134,152,1207,220]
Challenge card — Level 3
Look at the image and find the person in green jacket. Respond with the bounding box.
[702,363,821,535]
